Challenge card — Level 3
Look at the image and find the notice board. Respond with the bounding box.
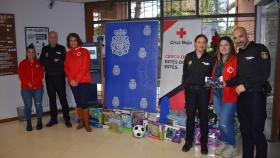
[0,13,18,76]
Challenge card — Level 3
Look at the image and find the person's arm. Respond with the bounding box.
[64,53,74,82]
[54,46,66,64]
[18,62,30,85]
[39,47,51,68]
[225,57,239,87]
[181,55,188,86]
[75,49,91,83]
[243,45,270,89]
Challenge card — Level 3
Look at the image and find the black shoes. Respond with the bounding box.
[36,118,43,130]
[26,120,33,131]
[182,141,193,152]
[201,144,208,155]
[46,119,58,127]
[65,120,72,128]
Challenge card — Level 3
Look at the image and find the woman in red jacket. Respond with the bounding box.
[18,44,44,131]
[212,36,238,158]
[64,33,92,132]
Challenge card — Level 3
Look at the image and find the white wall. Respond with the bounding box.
[0,0,85,120]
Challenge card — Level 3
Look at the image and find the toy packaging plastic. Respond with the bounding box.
[147,121,165,140]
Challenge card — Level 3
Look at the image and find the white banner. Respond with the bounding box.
[160,19,202,97]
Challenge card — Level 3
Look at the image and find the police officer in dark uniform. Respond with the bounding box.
[40,31,72,128]
[225,27,271,158]
[182,34,214,155]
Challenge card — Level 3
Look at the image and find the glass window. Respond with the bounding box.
[200,0,255,15]
[131,0,161,18]
[202,17,255,53]
[163,0,196,17]
[92,1,128,21]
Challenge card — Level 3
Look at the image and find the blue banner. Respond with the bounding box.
[105,21,158,112]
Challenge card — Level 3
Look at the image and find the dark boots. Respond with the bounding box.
[26,118,43,131]
[36,118,43,130]
[26,120,33,131]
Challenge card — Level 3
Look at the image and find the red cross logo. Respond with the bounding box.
[176,28,187,38]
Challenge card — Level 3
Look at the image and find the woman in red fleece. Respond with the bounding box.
[18,44,44,131]
[212,36,238,158]
[64,33,92,132]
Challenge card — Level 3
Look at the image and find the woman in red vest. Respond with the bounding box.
[64,33,92,132]
[212,36,238,158]
[18,44,44,131]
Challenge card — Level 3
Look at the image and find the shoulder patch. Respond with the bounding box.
[261,51,269,60]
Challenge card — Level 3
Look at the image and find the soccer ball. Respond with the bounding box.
[133,125,145,138]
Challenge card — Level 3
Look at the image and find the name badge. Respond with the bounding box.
[202,62,210,66]
[245,56,255,60]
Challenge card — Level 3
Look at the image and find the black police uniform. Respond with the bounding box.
[39,44,70,123]
[226,41,271,158]
[182,51,214,149]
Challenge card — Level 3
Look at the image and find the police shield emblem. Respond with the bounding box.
[111,29,130,56]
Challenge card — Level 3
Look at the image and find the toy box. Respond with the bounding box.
[147,121,165,140]
[131,111,146,127]
[121,113,132,132]
[164,125,180,140]
[147,113,159,122]
[89,108,103,128]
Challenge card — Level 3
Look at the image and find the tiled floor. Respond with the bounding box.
[0,115,279,158]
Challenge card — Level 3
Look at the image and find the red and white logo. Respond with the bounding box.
[227,67,234,74]
[176,28,187,38]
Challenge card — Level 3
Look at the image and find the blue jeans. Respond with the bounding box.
[21,88,44,120]
[213,94,237,146]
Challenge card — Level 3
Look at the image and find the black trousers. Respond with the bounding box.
[237,91,267,158]
[185,87,209,145]
[45,74,70,121]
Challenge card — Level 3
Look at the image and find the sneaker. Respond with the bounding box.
[222,145,238,158]
[46,119,58,127]
[215,142,228,155]
[182,141,193,152]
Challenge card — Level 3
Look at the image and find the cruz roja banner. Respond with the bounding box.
[105,21,158,112]
[160,19,202,98]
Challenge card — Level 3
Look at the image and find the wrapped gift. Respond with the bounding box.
[108,115,123,134]
[194,126,221,147]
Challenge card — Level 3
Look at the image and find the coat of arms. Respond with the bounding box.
[111,28,130,56]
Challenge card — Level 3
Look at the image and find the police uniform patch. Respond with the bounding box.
[188,60,192,65]
[261,52,268,60]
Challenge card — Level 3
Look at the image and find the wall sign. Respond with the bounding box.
[25,27,49,56]
[0,13,18,76]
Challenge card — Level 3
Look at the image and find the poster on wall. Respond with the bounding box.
[0,13,18,76]
[104,21,158,112]
[160,19,202,98]
[25,27,49,56]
